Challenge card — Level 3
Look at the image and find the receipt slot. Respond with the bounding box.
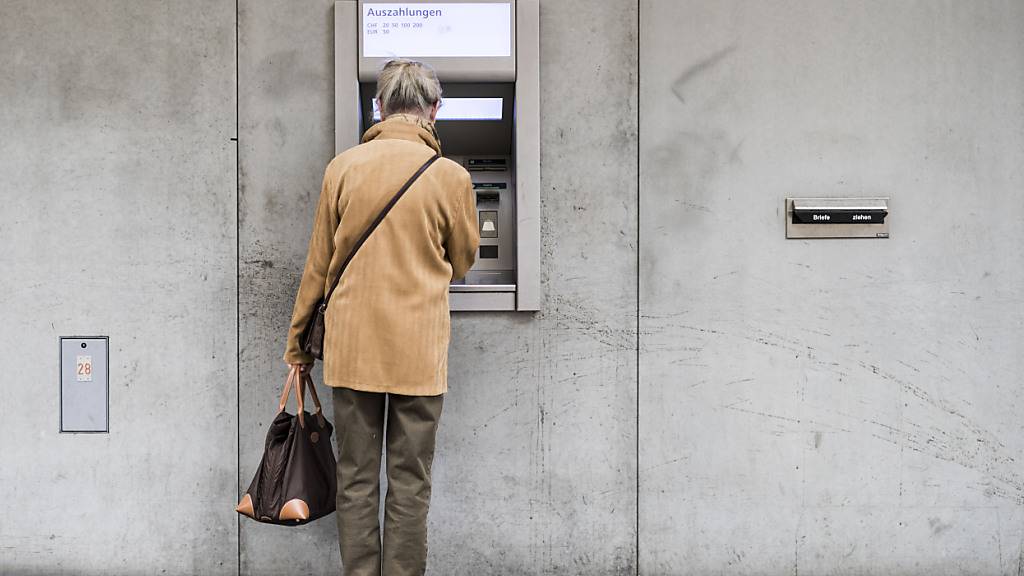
[335,0,541,311]
[786,198,890,239]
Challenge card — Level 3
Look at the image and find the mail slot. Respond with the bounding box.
[792,202,887,224]
[786,197,890,239]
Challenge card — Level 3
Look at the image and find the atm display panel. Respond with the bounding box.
[358,2,516,82]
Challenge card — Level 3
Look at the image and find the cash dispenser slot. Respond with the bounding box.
[475,183,504,203]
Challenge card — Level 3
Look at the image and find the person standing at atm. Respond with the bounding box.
[283,59,479,576]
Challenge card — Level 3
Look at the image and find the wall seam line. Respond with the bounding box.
[235,0,241,574]
[635,0,641,574]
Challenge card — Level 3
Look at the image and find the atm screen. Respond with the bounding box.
[362,3,512,58]
[372,97,503,121]
[360,82,514,155]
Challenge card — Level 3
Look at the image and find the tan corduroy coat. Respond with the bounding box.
[283,114,479,396]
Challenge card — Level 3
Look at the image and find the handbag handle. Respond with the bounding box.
[302,373,326,425]
[278,368,327,429]
[317,153,441,314]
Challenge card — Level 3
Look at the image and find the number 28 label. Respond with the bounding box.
[76,355,93,382]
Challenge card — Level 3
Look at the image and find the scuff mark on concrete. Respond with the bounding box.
[928,516,953,536]
[671,45,738,104]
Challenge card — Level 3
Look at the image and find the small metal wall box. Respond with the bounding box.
[786,197,890,239]
[60,336,109,433]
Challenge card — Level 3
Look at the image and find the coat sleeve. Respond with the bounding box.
[283,165,339,365]
[446,172,479,281]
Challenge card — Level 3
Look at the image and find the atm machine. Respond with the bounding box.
[334,0,540,311]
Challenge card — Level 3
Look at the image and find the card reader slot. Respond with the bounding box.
[467,158,508,172]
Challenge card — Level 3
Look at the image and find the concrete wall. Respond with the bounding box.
[237,1,637,574]
[237,1,340,574]
[639,1,1024,574]
[4,0,1024,575]
[434,1,638,572]
[0,1,238,574]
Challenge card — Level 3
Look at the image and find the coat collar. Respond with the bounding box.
[361,113,442,154]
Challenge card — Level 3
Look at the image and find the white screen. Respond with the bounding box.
[362,3,512,58]
[373,98,503,121]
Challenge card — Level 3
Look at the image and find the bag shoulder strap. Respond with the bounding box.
[319,152,441,312]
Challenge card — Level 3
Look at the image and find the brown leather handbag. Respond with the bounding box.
[301,153,441,359]
[236,368,336,525]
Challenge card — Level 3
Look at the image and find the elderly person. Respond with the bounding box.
[283,59,479,576]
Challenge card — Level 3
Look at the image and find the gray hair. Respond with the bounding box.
[375,59,442,119]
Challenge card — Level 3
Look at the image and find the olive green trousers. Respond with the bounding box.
[332,387,444,576]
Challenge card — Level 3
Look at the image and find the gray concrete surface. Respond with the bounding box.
[431,1,639,572]
[639,1,1024,574]
[237,0,341,574]
[0,1,238,574]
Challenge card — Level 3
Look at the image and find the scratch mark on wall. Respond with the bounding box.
[723,401,802,425]
[1017,530,1024,576]
[641,455,690,474]
[647,315,1024,507]
[858,360,1024,503]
